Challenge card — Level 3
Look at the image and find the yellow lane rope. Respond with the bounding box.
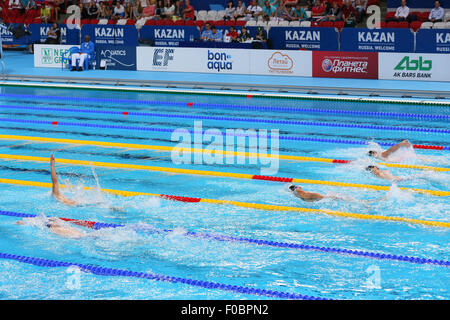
[0,177,447,228]
[0,153,448,197]
[0,134,448,172]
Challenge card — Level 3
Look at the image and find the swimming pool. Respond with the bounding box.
[0,85,448,300]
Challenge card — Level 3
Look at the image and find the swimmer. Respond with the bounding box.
[17,217,86,239]
[289,185,348,202]
[50,154,79,206]
[367,140,412,161]
[366,165,403,182]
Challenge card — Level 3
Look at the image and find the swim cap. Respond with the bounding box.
[289,185,296,191]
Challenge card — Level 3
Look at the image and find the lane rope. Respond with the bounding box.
[0,118,447,150]
[0,134,447,172]
[0,252,325,300]
[1,104,448,134]
[1,210,447,267]
[0,153,447,197]
[0,92,448,120]
[0,177,448,228]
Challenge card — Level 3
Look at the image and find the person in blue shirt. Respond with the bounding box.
[71,35,95,71]
[200,22,213,41]
[208,26,223,42]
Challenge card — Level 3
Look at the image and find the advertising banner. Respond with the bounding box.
[249,50,312,77]
[81,25,138,46]
[0,24,31,45]
[379,53,450,81]
[269,27,339,51]
[28,24,80,45]
[33,44,76,68]
[340,28,414,52]
[95,46,137,70]
[137,47,251,74]
[139,26,200,47]
[416,30,450,54]
[312,51,378,79]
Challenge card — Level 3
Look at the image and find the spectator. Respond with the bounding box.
[124,1,135,19]
[112,1,125,20]
[234,0,246,20]
[173,0,182,20]
[284,0,298,8]
[24,0,37,12]
[161,0,174,19]
[224,25,239,42]
[269,0,280,9]
[238,26,252,42]
[311,0,326,19]
[208,25,223,42]
[291,2,309,20]
[428,0,444,22]
[262,0,276,21]
[53,0,66,22]
[98,1,111,19]
[40,3,52,23]
[200,22,212,41]
[341,0,357,27]
[79,2,89,20]
[386,0,409,22]
[71,35,94,72]
[223,0,235,21]
[135,0,154,28]
[155,0,164,18]
[354,0,367,23]
[87,0,99,19]
[274,1,295,21]
[325,1,341,21]
[246,0,263,21]
[254,26,267,41]
[8,0,21,11]
[44,22,60,44]
[182,0,195,20]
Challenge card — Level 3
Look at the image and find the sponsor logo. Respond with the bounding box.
[94,27,124,38]
[41,48,53,64]
[313,52,378,79]
[357,31,395,43]
[154,28,184,39]
[285,30,320,41]
[100,49,135,67]
[436,32,450,44]
[207,50,232,72]
[321,58,333,72]
[152,48,174,67]
[39,26,67,38]
[322,57,368,73]
[394,56,432,71]
[267,52,293,74]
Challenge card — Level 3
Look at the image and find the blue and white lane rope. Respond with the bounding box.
[0,93,448,120]
[0,118,448,150]
[0,252,327,300]
[0,104,448,134]
[1,210,447,267]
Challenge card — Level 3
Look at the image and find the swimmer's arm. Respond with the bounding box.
[295,191,324,202]
[381,140,411,159]
[51,226,85,239]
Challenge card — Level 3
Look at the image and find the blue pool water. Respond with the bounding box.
[0,85,448,300]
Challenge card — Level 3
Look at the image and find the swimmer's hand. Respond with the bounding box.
[16,220,24,225]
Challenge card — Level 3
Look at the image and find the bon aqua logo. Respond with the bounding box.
[207,50,233,72]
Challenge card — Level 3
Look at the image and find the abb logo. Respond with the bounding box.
[313,51,378,79]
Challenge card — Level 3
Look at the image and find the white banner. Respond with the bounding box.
[137,47,312,77]
[34,44,78,68]
[379,53,450,82]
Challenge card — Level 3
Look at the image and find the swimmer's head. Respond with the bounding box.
[365,165,377,172]
[367,150,378,157]
[289,185,302,191]
[46,217,61,228]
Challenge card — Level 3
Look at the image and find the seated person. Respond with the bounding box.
[234,0,246,20]
[310,0,326,19]
[284,0,298,8]
[71,35,94,71]
[40,3,52,24]
[44,23,60,44]
[112,1,125,20]
[325,1,342,21]
[238,26,252,42]
[87,0,99,19]
[53,0,66,21]
[262,0,276,21]
[161,0,175,19]
[254,26,267,41]
[291,2,309,20]
[246,0,263,21]
[224,0,235,21]
[98,1,112,19]
[367,140,412,161]
[224,25,239,43]
[274,1,295,21]
[386,0,409,22]
[354,0,367,23]
[208,25,223,42]
[182,0,195,20]
[200,22,212,41]
[341,0,357,27]
[428,0,444,22]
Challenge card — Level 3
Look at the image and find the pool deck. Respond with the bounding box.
[1,51,449,103]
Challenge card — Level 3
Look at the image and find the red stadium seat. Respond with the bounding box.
[235,20,246,26]
[90,19,99,24]
[126,19,136,25]
[163,19,174,25]
[322,21,333,27]
[333,21,344,31]
[81,19,90,25]
[174,19,185,25]
[154,19,164,25]
[195,20,205,28]
[410,21,422,32]
[398,21,409,28]
[379,21,386,28]
[107,19,116,25]
[185,20,195,26]
[419,12,429,22]
[225,20,235,26]
[145,19,155,25]
[386,21,399,28]
[385,11,395,20]
[215,20,225,26]
[367,0,379,5]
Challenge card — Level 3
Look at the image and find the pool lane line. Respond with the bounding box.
[0,119,448,151]
[0,252,325,300]
[1,103,449,134]
[0,92,449,118]
[0,153,448,197]
[1,210,447,267]
[0,177,448,228]
[0,134,447,172]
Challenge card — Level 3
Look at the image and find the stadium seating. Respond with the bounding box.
[432,21,446,29]
[420,21,433,29]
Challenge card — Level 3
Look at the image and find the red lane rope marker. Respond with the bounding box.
[161,195,202,203]
[187,102,194,107]
[122,111,129,116]
[247,94,253,98]
[413,144,443,150]
[51,121,58,126]
[333,159,352,164]
[59,218,96,228]
[252,175,294,183]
